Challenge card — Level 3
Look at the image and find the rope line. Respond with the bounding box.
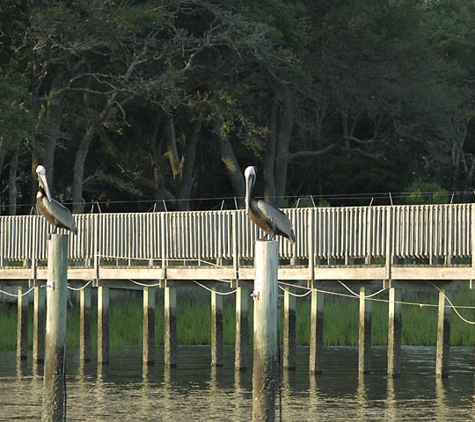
[192,280,237,296]
[128,279,162,288]
[426,281,475,325]
[278,285,312,298]
[0,285,37,298]
[336,280,388,298]
[67,280,93,291]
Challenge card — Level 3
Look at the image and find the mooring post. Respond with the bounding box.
[164,285,177,368]
[79,284,91,362]
[143,286,155,365]
[252,239,279,422]
[42,234,68,422]
[387,287,402,377]
[235,286,249,371]
[211,289,223,367]
[283,288,296,370]
[17,285,28,361]
[309,288,324,374]
[358,287,372,374]
[436,289,451,378]
[33,285,46,363]
[98,285,110,365]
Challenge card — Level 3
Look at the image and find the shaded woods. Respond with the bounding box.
[1,0,475,214]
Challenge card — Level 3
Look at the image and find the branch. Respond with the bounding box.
[289,139,344,162]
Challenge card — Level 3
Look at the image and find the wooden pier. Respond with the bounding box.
[1,203,474,377]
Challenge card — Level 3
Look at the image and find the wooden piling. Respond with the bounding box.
[436,289,451,378]
[79,284,91,362]
[33,285,46,363]
[211,289,223,367]
[283,288,296,370]
[252,240,279,422]
[98,286,110,365]
[143,287,155,365]
[358,287,372,374]
[17,286,28,361]
[387,287,402,377]
[309,289,324,374]
[235,286,249,371]
[164,286,177,368]
[42,234,68,422]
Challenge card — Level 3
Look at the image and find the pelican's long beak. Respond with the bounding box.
[244,173,254,213]
[38,173,52,202]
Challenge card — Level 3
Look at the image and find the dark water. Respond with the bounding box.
[1,346,475,421]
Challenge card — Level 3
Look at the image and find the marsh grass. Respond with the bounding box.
[1,283,475,350]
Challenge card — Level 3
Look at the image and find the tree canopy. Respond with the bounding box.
[0,0,474,214]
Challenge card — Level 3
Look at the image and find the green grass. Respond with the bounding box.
[1,283,475,350]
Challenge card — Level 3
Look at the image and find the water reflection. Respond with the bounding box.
[2,346,475,421]
[356,373,368,421]
[386,377,397,422]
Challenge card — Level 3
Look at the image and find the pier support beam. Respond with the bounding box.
[79,285,91,362]
[143,287,156,365]
[235,286,249,371]
[98,286,110,365]
[283,288,296,370]
[164,286,177,368]
[211,290,223,367]
[358,287,372,374]
[309,289,324,374]
[252,240,278,422]
[33,285,46,363]
[387,287,402,377]
[42,234,68,422]
[17,286,28,361]
[436,289,451,378]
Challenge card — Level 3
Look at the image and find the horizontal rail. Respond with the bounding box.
[0,204,473,264]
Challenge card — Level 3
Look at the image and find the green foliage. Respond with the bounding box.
[404,180,449,204]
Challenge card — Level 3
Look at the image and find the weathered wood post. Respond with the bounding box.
[17,285,28,361]
[164,285,177,367]
[283,288,296,370]
[309,288,324,374]
[98,285,110,365]
[79,284,91,362]
[252,240,279,422]
[387,287,402,377]
[42,234,68,422]
[358,287,372,374]
[235,286,249,371]
[33,285,46,363]
[143,286,156,365]
[436,289,451,378]
[211,289,223,367]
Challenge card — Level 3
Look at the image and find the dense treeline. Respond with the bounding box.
[1,0,475,214]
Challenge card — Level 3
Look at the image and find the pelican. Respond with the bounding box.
[244,166,295,243]
[36,165,77,234]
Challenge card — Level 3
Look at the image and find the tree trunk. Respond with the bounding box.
[8,148,19,215]
[176,120,201,210]
[35,71,66,187]
[275,94,294,204]
[264,93,279,205]
[149,116,167,211]
[72,93,118,213]
[165,117,180,180]
[212,116,245,207]
[0,141,6,215]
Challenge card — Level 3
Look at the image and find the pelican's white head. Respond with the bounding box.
[36,165,52,201]
[244,166,256,212]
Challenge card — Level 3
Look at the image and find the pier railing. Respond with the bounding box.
[0,203,473,264]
